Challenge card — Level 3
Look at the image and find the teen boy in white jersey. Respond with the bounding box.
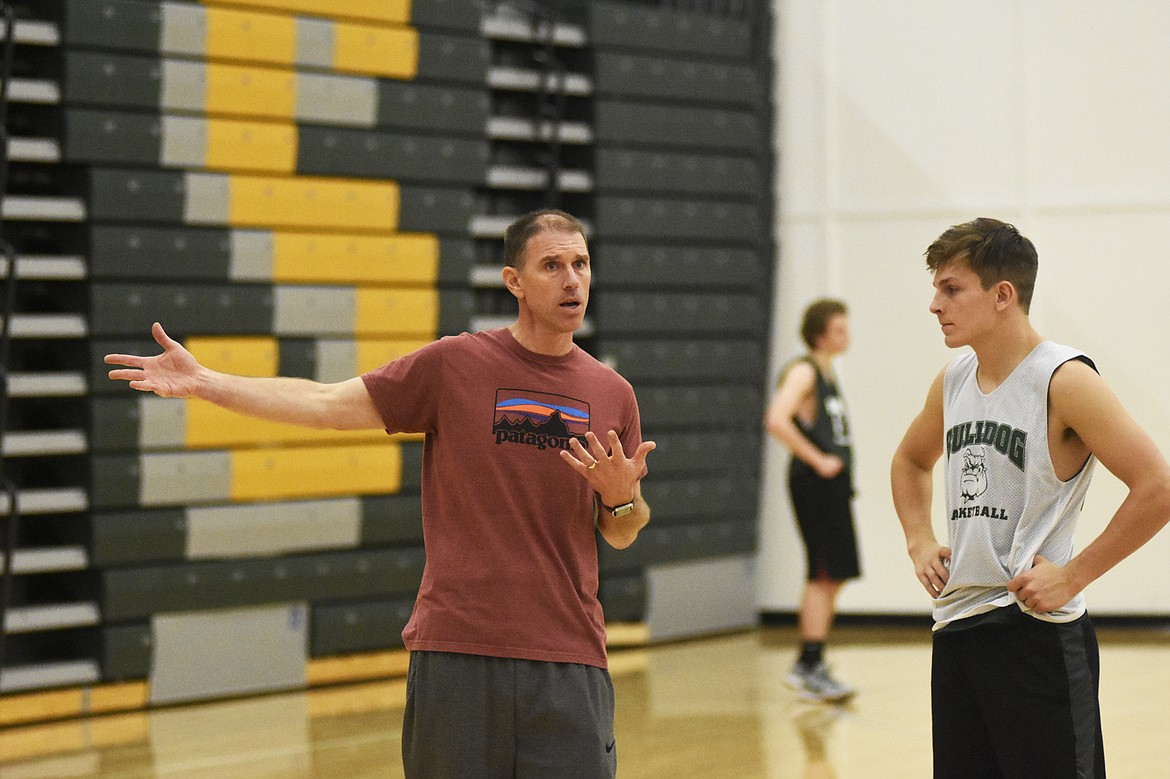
[890,217,1170,778]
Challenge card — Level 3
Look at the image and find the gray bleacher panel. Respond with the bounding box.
[594,196,763,241]
[310,340,361,383]
[90,225,233,280]
[399,185,479,234]
[599,519,756,572]
[91,509,187,567]
[185,499,363,559]
[639,475,757,526]
[594,99,764,152]
[360,494,424,545]
[375,81,489,135]
[296,127,491,184]
[63,51,161,110]
[437,238,475,284]
[310,596,415,656]
[88,168,187,223]
[89,396,142,451]
[588,1,752,60]
[417,32,491,84]
[594,149,762,197]
[63,109,162,166]
[635,384,763,430]
[598,339,762,382]
[102,623,152,681]
[593,243,766,290]
[437,289,476,335]
[276,338,316,380]
[61,0,160,52]
[593,53,759,107]
[400,442,424,491]
[412,0,482,33]
[101,548,427,621]
[90,283,275,336]
[597,571,646,622]
[594,292,765,336]
[139,451,231,507]
[646,431,758,476]
[90,454,140,509]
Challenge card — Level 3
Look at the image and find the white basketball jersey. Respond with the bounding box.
[934,342,1097,629]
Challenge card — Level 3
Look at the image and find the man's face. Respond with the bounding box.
[509,228,591,333]
[930,260,998,348]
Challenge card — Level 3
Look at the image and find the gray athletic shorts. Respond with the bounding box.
[402,650,617,778]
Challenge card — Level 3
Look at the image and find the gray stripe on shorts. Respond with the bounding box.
[1058,620,1099,778]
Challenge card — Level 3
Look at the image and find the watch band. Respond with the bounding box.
[600,498,636,517]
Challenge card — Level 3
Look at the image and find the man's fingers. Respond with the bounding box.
[584,431,608,460]
[559,448,592,472]
[606,430,626,459]
[152,321,177,349]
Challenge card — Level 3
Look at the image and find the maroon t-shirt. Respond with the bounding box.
[361,328,644,668]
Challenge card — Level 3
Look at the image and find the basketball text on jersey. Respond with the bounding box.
[945,420,1027,470]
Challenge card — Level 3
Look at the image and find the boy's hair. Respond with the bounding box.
[925,218,1038,311]
[800,298,848,349]
[503,209,587,268]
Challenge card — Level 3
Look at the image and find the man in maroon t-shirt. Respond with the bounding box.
[107,210,656,777]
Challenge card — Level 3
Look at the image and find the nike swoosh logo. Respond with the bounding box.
[606,740,615,753]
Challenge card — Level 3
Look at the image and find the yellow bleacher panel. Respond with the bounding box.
[332,22,418,79]
[185,399,386,448]
[355,289,438,337]
[271,232,439,284]
[228,175,400,231]
[0,689,85,729]
[230,442,402,500]
[356,338,433,373]
[206,6,297,66]
[186,336,278,376]
[202,0,411,26]
[206,63,297,119]
[206,118,297,173]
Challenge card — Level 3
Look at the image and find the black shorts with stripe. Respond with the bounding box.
[931,609,1105,778]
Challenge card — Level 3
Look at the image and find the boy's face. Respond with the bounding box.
[815,314,850,356]
[929,259,999,349]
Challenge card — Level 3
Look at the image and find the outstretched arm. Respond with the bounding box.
[1008,360,1170,611]
[891,368,951,598]
[105,322,385,430]
[562,430,656,549]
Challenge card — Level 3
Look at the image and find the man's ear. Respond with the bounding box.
[994,280,1016,309]
[502,265,524,299]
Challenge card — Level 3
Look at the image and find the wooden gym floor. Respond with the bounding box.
[1,622,1168,777]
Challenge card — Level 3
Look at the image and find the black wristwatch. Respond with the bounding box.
[600,498,636,517]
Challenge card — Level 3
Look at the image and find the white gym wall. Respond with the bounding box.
[759,0,1170,616]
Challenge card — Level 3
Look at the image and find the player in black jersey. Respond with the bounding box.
[766,298,860,703]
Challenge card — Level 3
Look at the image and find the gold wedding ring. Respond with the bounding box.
[587,460,598,470]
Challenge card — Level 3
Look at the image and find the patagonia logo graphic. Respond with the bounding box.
[493,389,590,451]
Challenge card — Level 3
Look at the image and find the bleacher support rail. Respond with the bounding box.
[0,0,22,690]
